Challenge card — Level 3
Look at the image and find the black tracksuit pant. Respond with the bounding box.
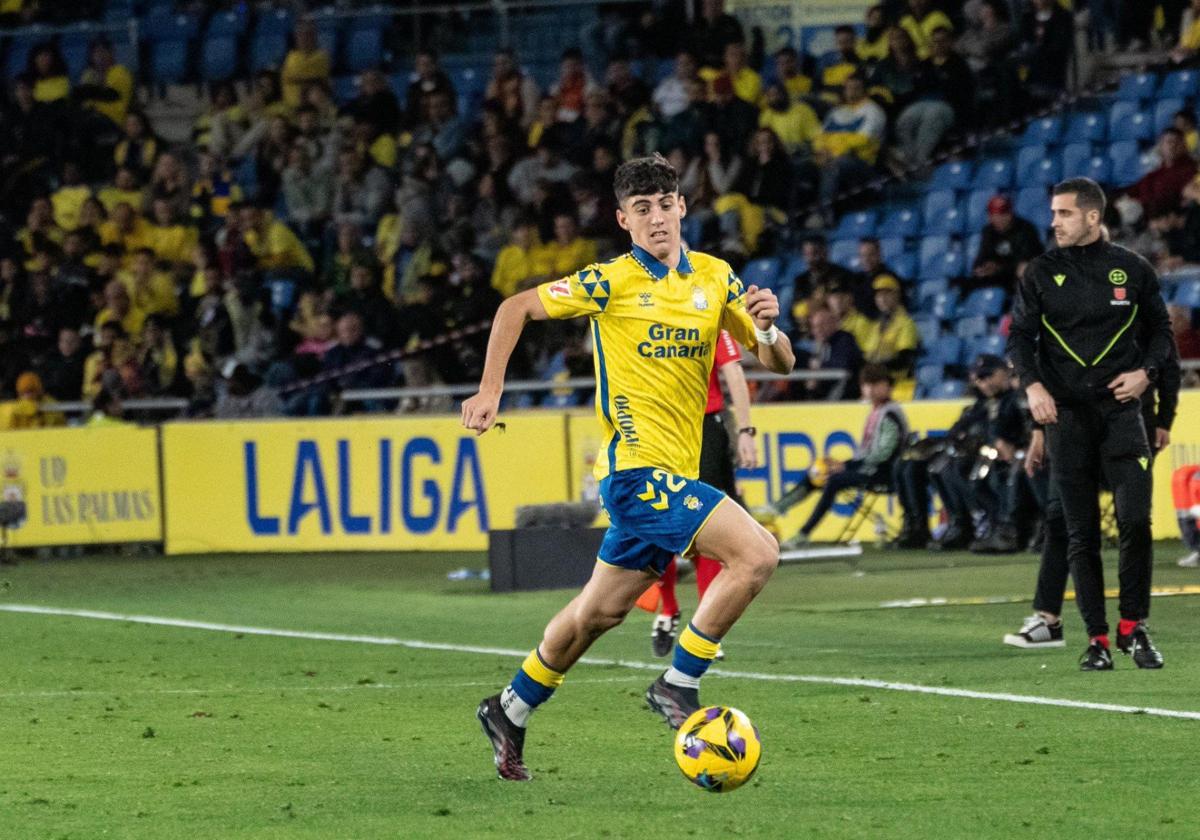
[1046,398,1153,638]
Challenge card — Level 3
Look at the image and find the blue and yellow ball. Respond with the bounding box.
[673,706,762,793]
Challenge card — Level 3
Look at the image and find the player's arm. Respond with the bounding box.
[1109,260,1173,402]
[717,351,758,468]
[461,288,551,435]
[1006,261,1055,424]
[745,285,795,374]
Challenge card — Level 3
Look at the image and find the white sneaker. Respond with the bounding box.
[1003,614,1065,648]
[1177,551,1200,568]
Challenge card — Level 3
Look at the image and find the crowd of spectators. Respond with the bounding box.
[0,0,1196,428]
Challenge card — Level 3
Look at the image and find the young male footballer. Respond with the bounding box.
[461,154,794,780]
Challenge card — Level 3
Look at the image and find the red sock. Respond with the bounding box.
[1090,634,1110,649]
[659,557,679,617]
[693,555,722,600]
[1118,619,1138,637]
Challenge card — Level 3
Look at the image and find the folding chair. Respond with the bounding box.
[834,481,897,544]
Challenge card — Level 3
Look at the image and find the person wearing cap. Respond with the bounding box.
[965,354,1029,554]
[1008,177,1175,671]
[0,371,64,430]
[970,194,1044,295]
[861,273,919,385]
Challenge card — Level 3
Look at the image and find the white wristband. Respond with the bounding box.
[754,325,779,346]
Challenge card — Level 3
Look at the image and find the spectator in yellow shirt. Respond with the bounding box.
[759,84,821,155]
[722,41,762,106]
[120,247,180,318]
[29,44,70,103]
[147,198,199,265]
[239,204,315,274]
[534,213,598,279]
[16,197,64,257]
[98,168,145,214]
[1172,0,1200,64]
[79,37,134,127]
[862,274,919,381]
[281,20,331,109]
[773,47,814,102]
[490,217,542,298]
[901,0,954,59]
[51,162,92,232]
[0,372,64,430]
[114,111,159,179]
[857,4,891,62]
[94,278,147,339]
[99,202,154,256]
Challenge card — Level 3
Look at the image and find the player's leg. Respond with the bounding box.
[1004,472,1068,649]
[478,559,656,780]
[652,557,681,657]
[1100,402,1161,668]
[1048,406,1110,670]
[793,468,865,542]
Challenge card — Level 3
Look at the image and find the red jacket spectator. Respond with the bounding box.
[1126,129,1198,218]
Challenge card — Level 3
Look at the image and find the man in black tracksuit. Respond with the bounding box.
[1007,178,1176,671]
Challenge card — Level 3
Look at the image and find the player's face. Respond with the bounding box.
[1050,193,1099,247]
[617,191,687,261]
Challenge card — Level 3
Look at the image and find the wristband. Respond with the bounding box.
[754,325,779,346]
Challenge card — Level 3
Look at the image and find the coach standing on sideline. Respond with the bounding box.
[1007,178,1176,672]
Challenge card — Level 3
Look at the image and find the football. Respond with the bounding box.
[673,706,762,793]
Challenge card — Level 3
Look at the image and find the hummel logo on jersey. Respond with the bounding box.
[1053,274,1066,287]
[638,292,653,307]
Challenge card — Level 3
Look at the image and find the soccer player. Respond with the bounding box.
[648,329,758,658]
[462,154,794,781]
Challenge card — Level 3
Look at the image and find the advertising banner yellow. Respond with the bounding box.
[160,414,570,554]
[0,426,162,547]
[727,0,872,52]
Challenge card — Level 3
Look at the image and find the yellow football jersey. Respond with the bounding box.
[537,244,759,480]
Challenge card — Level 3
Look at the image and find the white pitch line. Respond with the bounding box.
[3,603,1199,722]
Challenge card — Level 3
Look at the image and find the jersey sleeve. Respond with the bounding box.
[719,270,759,352]
[714,329,741,367]
[536,265,610,320]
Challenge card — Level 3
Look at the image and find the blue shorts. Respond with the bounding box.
[597,467,728,576]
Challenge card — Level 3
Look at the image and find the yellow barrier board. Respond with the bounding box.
[161,414,570,554]
[0,426,162,547]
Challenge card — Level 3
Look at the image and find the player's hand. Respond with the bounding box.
[1107,369,1150,403]
[745,285,779,330]
[735,430,758,469]
[1024,429,1044,478]
[461,389,500,436]
[1026,382,1057,425]
[1155,427,1170,451]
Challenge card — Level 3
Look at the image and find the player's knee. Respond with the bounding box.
[576,604,627,640]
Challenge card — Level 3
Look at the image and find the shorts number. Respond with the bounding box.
[651,469,686,493]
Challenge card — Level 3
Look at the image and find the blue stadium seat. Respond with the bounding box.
[1015,186,1052,232]
[256,8,295,38]
[206,10,247,37]
[965,233,982,267]
[928,160,974,191]
[876,206,921,238]
[961,286,1007,318]
[878,236,906,263]
[345,28,384,72]
[925,250,966,282]
[916,364,944,395]
[829,239,859,269]
[333,75,358,103]
[1108,101,1154,143]
[201,35,238,81]
[892,252,918,280]
[1160,69,1200,99]
[1020,149,1062,187]
[972,158,1014,190]
[916,278,948,308]
[1015,144,1046,183]
[1154,97,1185,135]
[250,32,289,72]
[964,188,993,232]
[972,334,1007,359]
[929,289,961,320]
[1063,112,1107,144]
[1018,115,1064,146]
[913,316,940,348]
[1115,71,1157,101]
[918,235,951,270]
[933,379,967,399]
[922,189,964,235]
[681,215,704,248]
[314,18,341,59]
[1174,280,1200,309]
[741,256,782,290]
[781,252,808,284]
[143,9,200,41]
[830,210,878,241]
[1079,155,1113,185]
[955,315,988,339]
[151,40,190,83]
[1109,141,1149,186]
[60,28,94,80]
[926,335,963,366]
[1060,142,1094,179]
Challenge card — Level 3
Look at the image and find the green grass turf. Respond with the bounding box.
[2,545,1199,839]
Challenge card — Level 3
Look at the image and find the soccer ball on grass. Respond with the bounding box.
[673,706,761,792]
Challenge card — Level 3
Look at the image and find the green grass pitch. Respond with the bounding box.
[2,546,1199,839]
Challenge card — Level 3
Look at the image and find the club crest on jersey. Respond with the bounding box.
[692,287,708,310]
[684,495,703,511]
[1111,286,1130,305]
[1113,287,1126,301]
[548,278,571,298]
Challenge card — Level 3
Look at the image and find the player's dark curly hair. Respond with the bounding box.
[613,153,679,203]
